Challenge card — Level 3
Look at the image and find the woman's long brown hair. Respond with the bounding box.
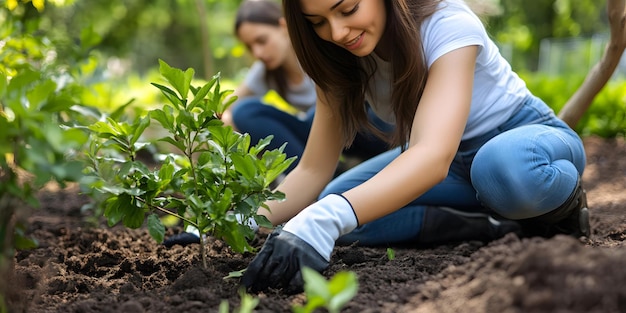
[235,0,289,100]
[283,0,441,149]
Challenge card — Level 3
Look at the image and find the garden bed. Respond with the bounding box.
[9,135,626,313]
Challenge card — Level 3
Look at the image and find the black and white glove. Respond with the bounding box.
[241,194,358,293]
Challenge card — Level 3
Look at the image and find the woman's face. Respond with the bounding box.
[237,21,291,70]
[299,0,386,57]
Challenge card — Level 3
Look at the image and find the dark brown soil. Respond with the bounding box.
[8,136,626,313]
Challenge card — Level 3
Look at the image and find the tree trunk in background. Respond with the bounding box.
[558,0,626,128]
[0,194,16,312]
[195,0,213,80]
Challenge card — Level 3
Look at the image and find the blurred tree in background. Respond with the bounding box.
[2,0,248,78]
[2,0,611,82]
[486,0,609,71]
[25,0,248,80]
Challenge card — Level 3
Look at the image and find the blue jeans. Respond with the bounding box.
[232,98,393,173]
[232,98,315,173]
[321,95,586,245]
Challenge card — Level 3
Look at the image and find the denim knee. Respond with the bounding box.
[471,125,584,219]
[231,97,264,128]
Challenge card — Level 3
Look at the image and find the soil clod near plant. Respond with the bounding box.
[10,136,626,313]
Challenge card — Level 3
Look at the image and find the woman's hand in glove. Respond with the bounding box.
[241,194,358,293]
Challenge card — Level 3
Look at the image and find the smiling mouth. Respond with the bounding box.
[346,33,363,46]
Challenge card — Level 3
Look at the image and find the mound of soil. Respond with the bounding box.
[8,136,626,313]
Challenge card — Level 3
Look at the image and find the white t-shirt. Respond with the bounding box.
[242,61,317,112]
[364,0,530,140]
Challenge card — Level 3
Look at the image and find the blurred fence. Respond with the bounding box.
[537,35,626,79]
[499,35,626,79]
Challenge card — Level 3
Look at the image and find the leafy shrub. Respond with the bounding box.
[522,72,626,138]
[0,55,90,284]
[0,3,99,310]
[83,60,295,268]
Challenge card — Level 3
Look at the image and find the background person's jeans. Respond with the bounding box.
[321,95,586,246]
[232,97,314,173]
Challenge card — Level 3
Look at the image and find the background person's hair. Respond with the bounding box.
[235,0,289,99]
[283,0,441,149]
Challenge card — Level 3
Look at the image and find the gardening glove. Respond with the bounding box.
[241,194,359,293]
[163,214,259,248]
[162,225,202,247]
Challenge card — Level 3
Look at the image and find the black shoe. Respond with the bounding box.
[419,206,522,245]
[553,184,591,238]
[519,179,591,238]
[163,232,201,248]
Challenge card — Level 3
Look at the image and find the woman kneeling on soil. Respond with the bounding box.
[242,0,590,293]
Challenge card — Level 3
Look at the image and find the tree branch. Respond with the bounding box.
[558,0,626,128]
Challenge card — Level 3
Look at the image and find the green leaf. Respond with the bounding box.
[386,247,395,260]
[261,153,296,186]
[176,109,195,132]
[26,79,56,110]
[147,214,165,243]
[297,268,359,313]
[104,196,125,226]
[56,160,88,182]
[70,104,105,120]
[42,94,76,112]
[109,117,132,138]
[217,219,253,253]
[238,132,252,154]
[150,107,175,132]
[253,214,273,229]
[14,224,38,250]
[99,185,130,196]
[7,68,39,100]
[151,82,182,108]
[208,125,239,150]
[230,153,256,180]
[130,115,151,147]
[122,200,145,229]
[249,135,273,155]
[0,69,7,98]
[221,90,237,111]
[217,89,235,114]
[219,301,229,313]
[158,59,193,100]
[302,267,331,300]
[187,80,213,111]
[110,99,135,121]
[158,163,175,182]
[158,136,187,153]
[223,268,246,280]
[237,289,260,313]
[80,25,102,49]
[88,120,121,137]
[327,271,359,313]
